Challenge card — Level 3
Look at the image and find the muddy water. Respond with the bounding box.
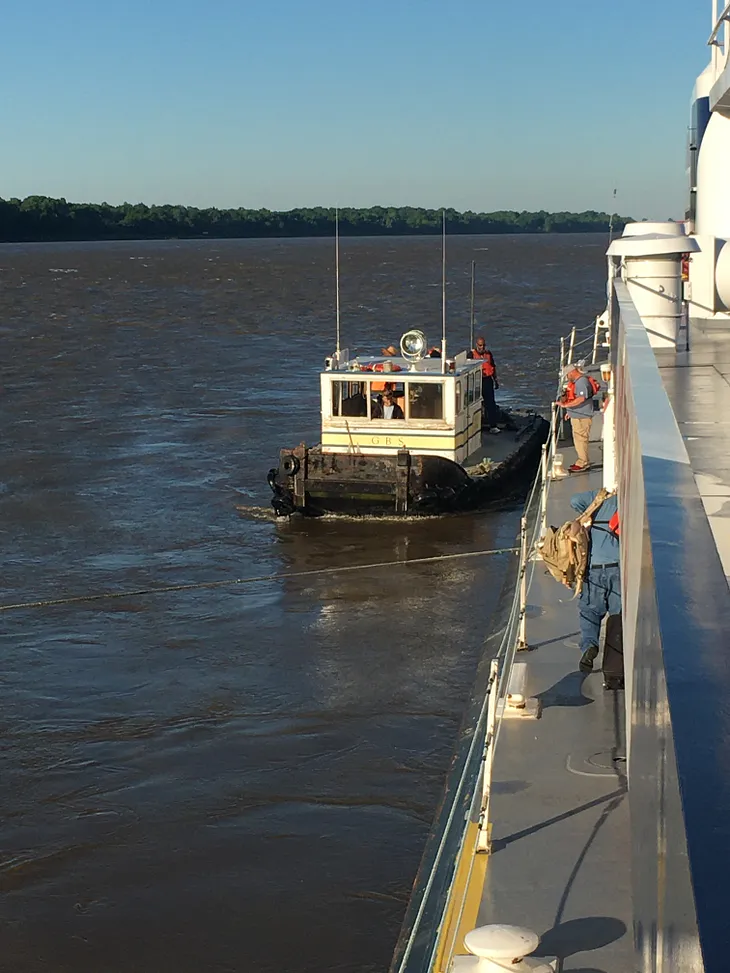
[0,235,606,972]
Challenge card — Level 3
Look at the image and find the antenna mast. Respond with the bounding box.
[441,210,447,372]
[335,207,341,356]
[470,259,476,351]
[608,188,617,245]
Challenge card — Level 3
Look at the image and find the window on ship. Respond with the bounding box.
[408,383,443,420]
[332,381,367,417]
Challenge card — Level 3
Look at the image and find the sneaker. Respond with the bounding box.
[490,427,501,434]
[568,463,590,473]
[579,645,599,672]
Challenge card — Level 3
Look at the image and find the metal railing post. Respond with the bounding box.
[591,315,601,365]
[567,325,576,364]
[516,516,529,651]
[557,338,566,444]
[540,442,548,536]
[477,658,499,853]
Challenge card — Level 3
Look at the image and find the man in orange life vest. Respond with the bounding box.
[469,336,500,433]
[557,360,594,472]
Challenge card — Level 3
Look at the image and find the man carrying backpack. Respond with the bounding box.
[557,361,599,473]
[570,488,623,690]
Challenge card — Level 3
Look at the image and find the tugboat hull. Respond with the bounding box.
[268,414,549,517]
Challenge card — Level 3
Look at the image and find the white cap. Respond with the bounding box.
[561,359,585,379]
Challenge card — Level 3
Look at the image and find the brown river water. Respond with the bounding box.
[0,235,606,973]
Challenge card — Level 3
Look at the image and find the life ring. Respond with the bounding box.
[359,362,402,373]
[282,455,300,476]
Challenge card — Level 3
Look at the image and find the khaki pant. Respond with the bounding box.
[571,416,592,468]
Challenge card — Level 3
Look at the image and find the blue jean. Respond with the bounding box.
[579,564,621,652]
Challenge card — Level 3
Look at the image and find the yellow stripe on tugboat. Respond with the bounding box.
[321,415,482,458]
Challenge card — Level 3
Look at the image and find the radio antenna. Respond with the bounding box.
[469,259,476,351]
[608,188,617,245]
[335,208,341,356]
[441,209,447,372]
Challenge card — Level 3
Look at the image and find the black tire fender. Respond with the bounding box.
[282,455,300,477]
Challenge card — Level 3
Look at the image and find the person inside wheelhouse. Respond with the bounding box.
[372,389,404,419]
[332,378,442,421]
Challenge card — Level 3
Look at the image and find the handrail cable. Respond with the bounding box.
[0,547,520,614]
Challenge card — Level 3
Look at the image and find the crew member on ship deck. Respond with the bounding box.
[570,488,623,690]
[468,336,500,433]
[558,361,594,472]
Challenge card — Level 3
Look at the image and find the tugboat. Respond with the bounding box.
[267,328,548,517]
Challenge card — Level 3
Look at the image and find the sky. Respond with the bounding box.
[0,0,715,218]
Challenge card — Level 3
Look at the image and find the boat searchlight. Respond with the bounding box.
[400,329,427,362]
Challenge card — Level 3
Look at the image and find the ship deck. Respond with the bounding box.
[464,414,544,470]
[461,424,635,971]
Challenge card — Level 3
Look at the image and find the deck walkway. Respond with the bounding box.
[475,430,634,972]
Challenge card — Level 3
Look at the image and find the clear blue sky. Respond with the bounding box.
[0,0,713,217]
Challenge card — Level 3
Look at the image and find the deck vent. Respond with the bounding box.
[451,923,556,972]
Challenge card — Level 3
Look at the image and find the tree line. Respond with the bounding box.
[0,196,632,242]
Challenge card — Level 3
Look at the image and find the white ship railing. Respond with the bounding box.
[388,442,544,973]
[389,321,600,973]
[610,278,730,973]
[709,1,730,82]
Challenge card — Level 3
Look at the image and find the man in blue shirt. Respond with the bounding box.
[570,488,623,689]
[558,361,594,473]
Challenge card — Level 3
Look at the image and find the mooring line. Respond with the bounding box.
[0,546,519,614]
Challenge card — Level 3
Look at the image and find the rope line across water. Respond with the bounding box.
[0,546,520,614]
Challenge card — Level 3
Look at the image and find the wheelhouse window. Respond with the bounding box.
[466,373,474,405]
[408,382,443,420]
[332,381,367,417]
[455,380,462,416]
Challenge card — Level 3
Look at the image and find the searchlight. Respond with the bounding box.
[400,329,428,362]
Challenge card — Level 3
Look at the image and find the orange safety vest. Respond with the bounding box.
[472,348,496,377]
[563,375,600,404]
[608,511,620,536]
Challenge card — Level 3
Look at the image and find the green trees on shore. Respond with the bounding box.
[0,196,630,242]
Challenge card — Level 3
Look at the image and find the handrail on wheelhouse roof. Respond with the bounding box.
[708,0,730,47]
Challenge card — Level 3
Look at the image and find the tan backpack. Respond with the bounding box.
[537,488,609,596]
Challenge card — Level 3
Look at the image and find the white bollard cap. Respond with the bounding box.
[464,924,540,961]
